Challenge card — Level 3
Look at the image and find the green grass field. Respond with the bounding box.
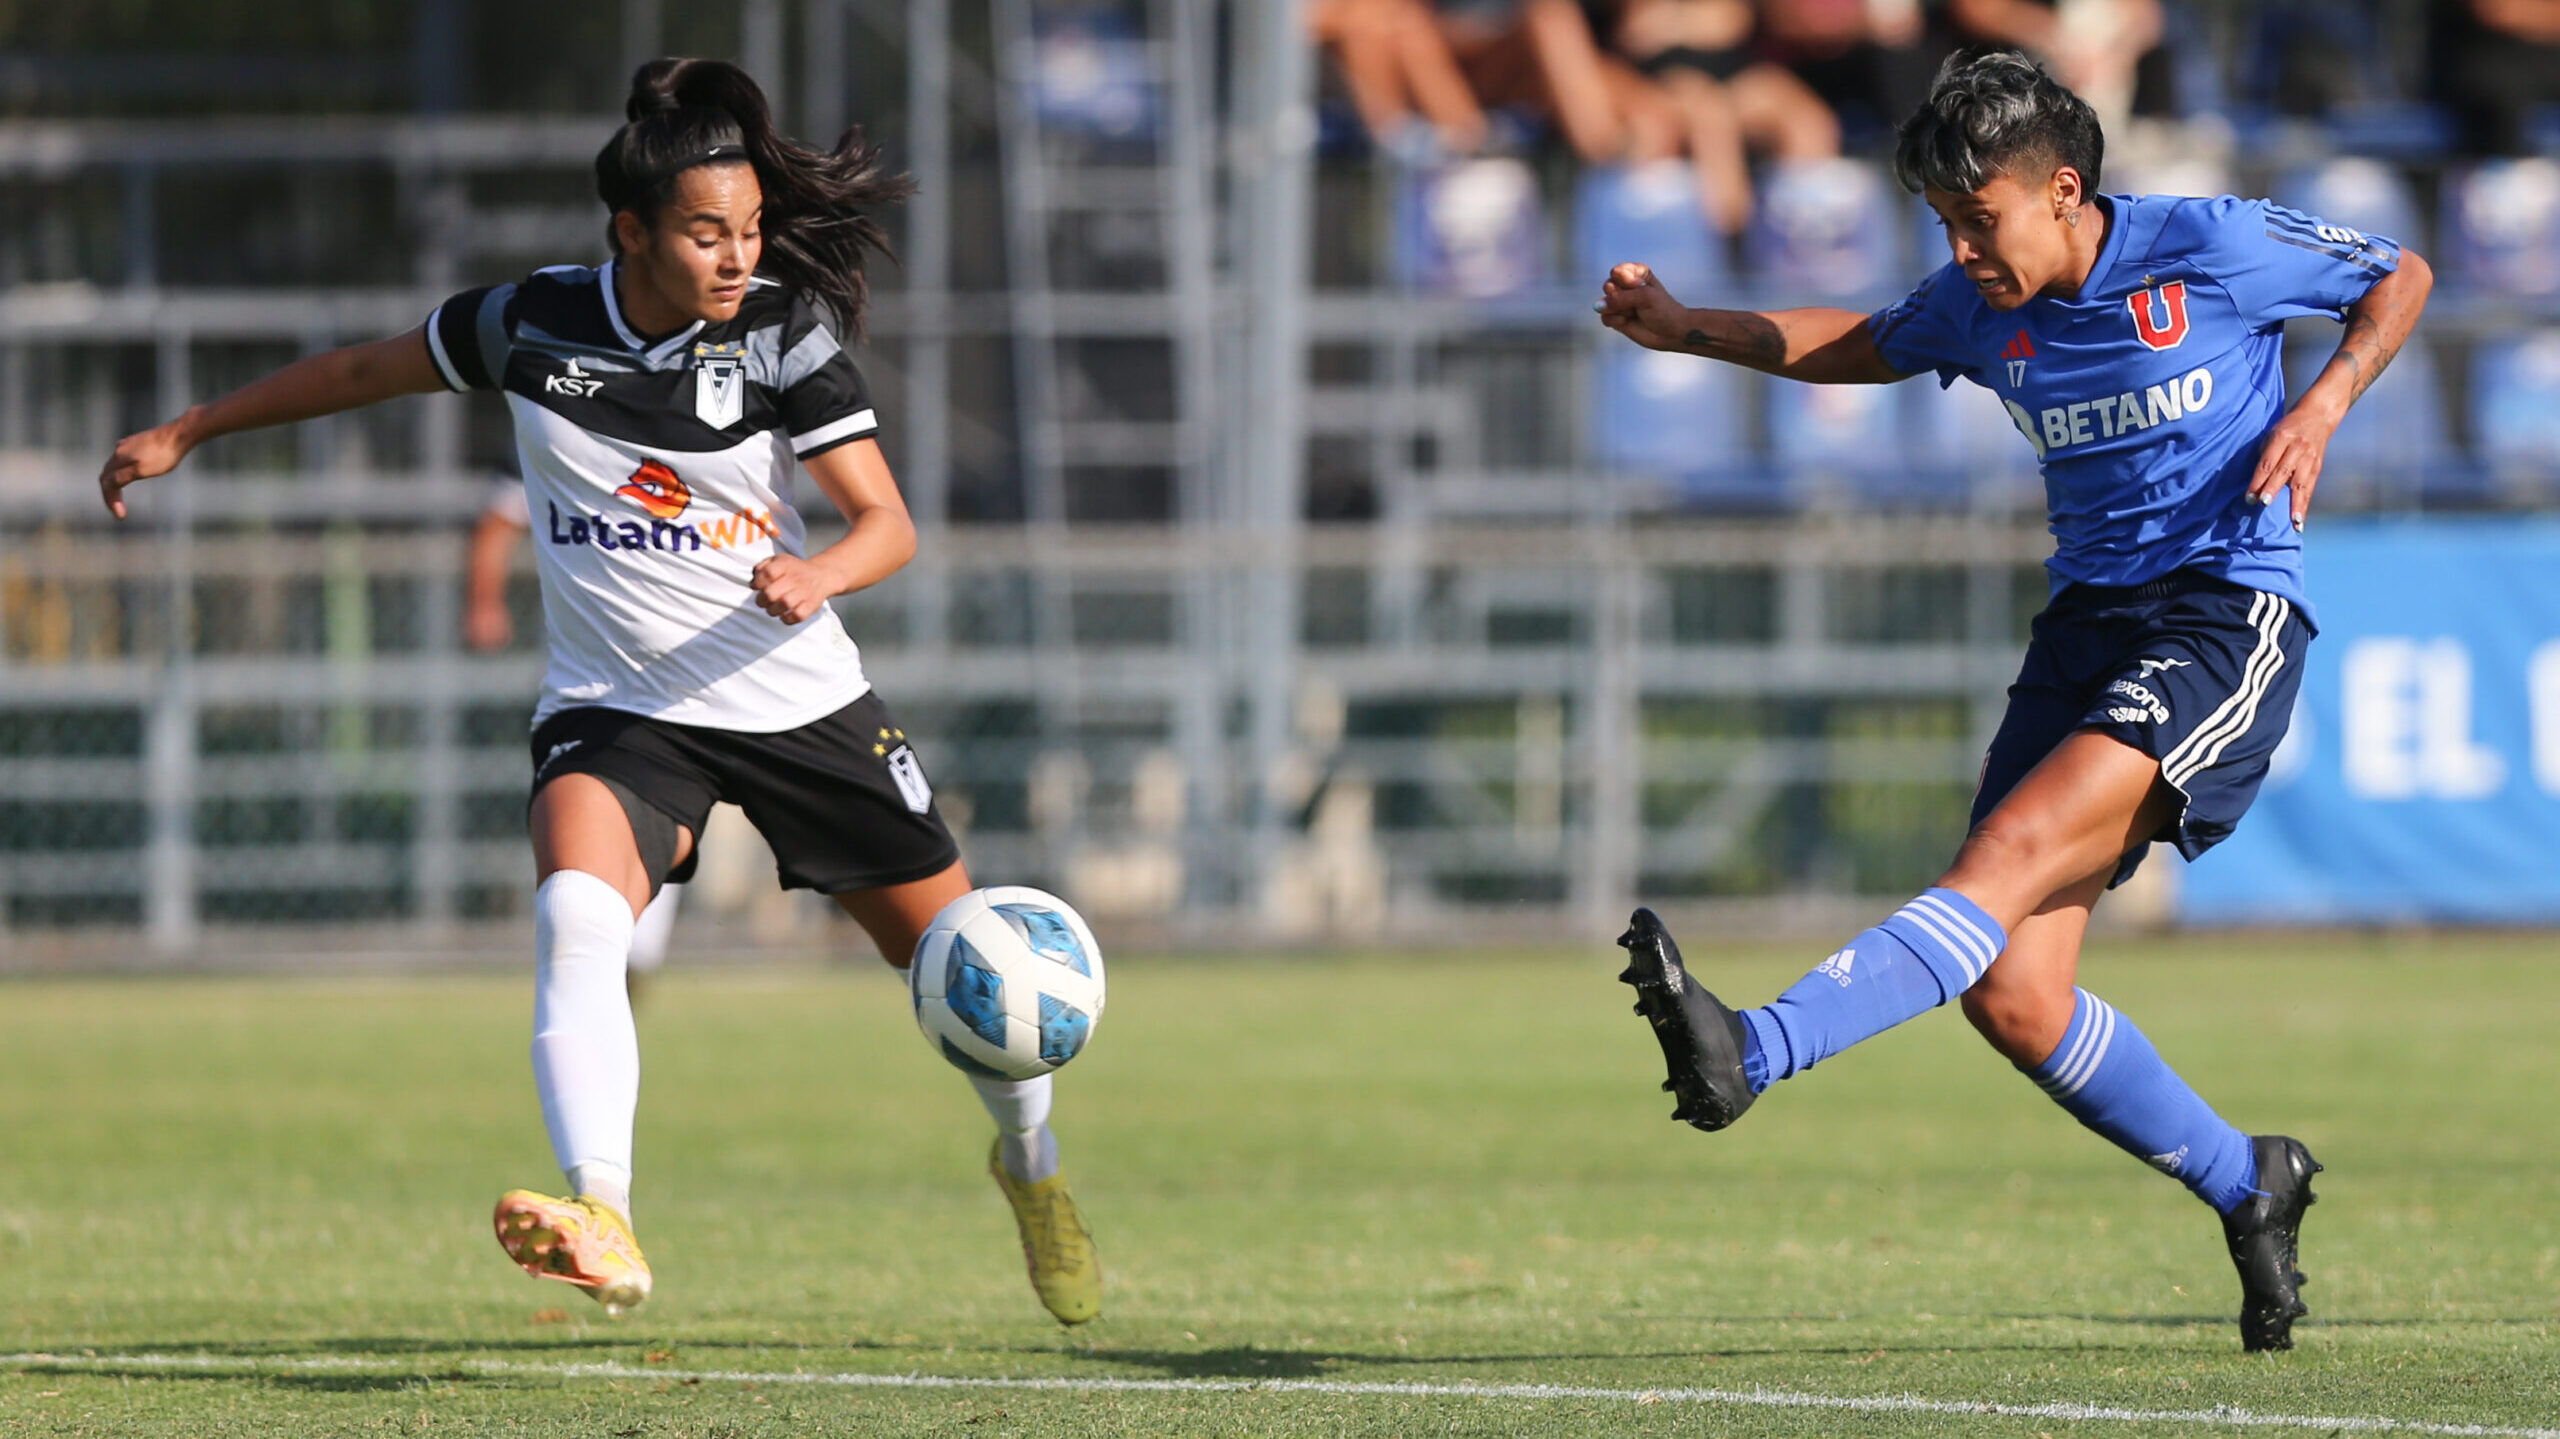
[2,933,2556,1436]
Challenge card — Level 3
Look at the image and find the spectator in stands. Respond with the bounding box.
[1588,0,1843,233]
[1753,0,1944,146]
[1942,0,2166,126]
[1431,0,1685,165]
[1310,0,1492,161]
[2431,0,2560,156]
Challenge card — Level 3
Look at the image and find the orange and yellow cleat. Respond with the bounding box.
[492,1189,653,1316]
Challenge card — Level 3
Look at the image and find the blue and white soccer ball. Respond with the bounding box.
[908,886,1107,1081]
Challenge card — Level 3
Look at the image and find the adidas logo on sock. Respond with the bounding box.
[1816,947,1856,986]
[2148,1146,2190,1175]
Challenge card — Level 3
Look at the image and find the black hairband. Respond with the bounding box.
[694,143,748,166]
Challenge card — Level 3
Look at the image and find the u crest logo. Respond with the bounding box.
[2126,280,2191,351]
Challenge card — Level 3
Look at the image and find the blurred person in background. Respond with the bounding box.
[1429,0,1687,163]
[467,464,682,1005]
[1598,48,2431,1351]
[2430,0,2560,156]
[1944,0,2167,127]
[1310,0,1494,161]
[1755,0,1944,145]
[1587,0,1843,232]
[96,58,1101,1331]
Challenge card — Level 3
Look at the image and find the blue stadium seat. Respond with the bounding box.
[1747,158,1899,302]
[2444,159,2560,298]
[1766,374,1895,475]
[2274,157,2422,247]
[1590,344,1768,506]
[1393,156,1548,298]
[2472,330,2560,496]
[1906,377,2043,510]
[1030,6,1159,144]
[1573,160,1727,301]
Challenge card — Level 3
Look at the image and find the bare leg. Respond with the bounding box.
[1727,62,1840,160]
[1962,870,2104,1066]
[530,773,694,919]
[831,859,973,969]
[1938,728,2179,935]
[1659,67,1753,234]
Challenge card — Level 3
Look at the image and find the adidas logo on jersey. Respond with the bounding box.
[2000,328,2035,386]
[544,356,605,398]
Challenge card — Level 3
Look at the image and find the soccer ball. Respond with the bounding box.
[908,887,1107,1081]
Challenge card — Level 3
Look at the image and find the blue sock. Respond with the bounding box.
[2028,989,2259,1214]
[1739,888,2004,1091]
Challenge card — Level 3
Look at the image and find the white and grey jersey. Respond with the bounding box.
[427,262,879,733]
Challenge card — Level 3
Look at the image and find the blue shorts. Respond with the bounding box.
[1971,570,2313,886]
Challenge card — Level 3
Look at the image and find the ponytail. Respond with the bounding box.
[595,58,913,336]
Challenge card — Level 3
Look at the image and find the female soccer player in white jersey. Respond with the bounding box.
[1596,48,2431,1351]
[96,59,1099,1326]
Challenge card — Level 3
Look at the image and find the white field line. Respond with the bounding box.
[4,1351,2556,1438]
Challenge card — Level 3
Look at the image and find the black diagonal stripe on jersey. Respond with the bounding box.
[505,355,785,452]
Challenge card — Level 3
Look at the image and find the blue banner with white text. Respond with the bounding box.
[2180,520,2560,924]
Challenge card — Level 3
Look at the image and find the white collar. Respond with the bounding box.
[599,259,707,363]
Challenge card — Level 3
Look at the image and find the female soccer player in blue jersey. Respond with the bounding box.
[95,60,1099,1327]
[1596,48,2432,1351]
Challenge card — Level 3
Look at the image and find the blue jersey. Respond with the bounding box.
[1867,193,2400,619]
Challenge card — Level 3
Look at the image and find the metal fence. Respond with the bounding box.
[2,0,2552,960]
[0,507,2049,960]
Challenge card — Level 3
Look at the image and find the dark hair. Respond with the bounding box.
[1891,47,2103,198]
[595,58,913,335]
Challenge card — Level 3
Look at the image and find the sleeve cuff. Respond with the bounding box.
[423,306,470,393]
[790,407,878,457]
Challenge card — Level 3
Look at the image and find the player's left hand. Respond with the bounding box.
[749,553,840,624]
[2247,404,2336,533]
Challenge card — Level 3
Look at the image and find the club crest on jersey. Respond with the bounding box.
[2126,280,2191,351]
[615,458,693,520]
[694,341,746,429]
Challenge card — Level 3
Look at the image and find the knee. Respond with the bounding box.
[1960,982,2073,1068]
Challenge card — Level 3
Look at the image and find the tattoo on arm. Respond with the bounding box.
[2334,312,2393,404]
[1683,313,1788,370]
[2323,270,2425,409]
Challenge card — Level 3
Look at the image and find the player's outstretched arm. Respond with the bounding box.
[97,328,446,519]
[2246,247,2435,531]
[749,437,918,625]
[1595,262,1904,384]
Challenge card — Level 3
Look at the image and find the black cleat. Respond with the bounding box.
[2222,1135,2322,1352]
[1615,907,1757,1132]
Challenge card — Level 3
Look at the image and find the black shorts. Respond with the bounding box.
[528,691,962,895]
[1972,570,2313,885]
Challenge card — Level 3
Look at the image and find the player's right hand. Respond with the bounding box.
[98,417,194,520]
[1595,262,1694,353]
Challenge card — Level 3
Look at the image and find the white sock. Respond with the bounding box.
[970,1073,1059,1183]
[532,870,640,1214]
[629,882,681,975]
